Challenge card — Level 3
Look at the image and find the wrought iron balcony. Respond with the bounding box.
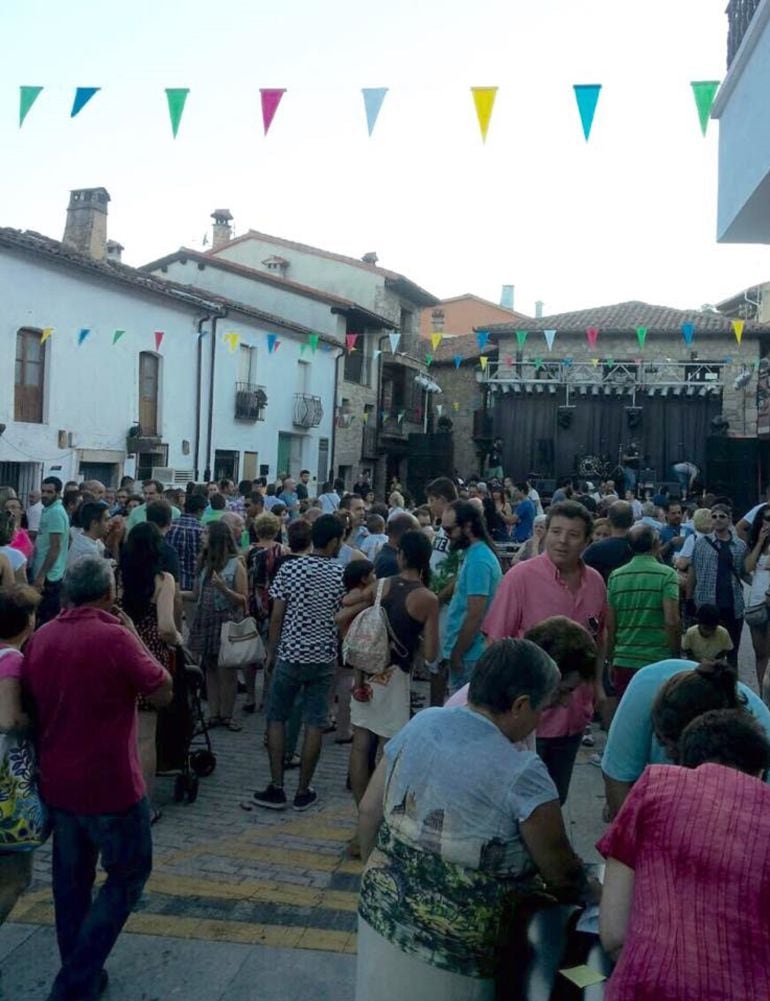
[293,393,324,428]
[234,383,267,422]
[727,0,762,66]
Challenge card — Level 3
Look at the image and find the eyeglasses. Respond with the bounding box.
[711,513,729,520]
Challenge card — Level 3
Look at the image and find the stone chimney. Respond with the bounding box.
[106,240,124,263]
[362,252,378,265]
[535,300,544,318]
[500,285,515,310]
[211,209,233,251]
[63,187,110,259]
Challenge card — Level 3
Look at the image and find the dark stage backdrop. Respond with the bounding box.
[494,393,720,482]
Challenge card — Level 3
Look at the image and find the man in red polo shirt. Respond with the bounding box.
[482,500,607,804]
[23,556,172,1001]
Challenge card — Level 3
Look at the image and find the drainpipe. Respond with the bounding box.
[203,310,227,481]
[330,346,345,484]
[194,316,209,480]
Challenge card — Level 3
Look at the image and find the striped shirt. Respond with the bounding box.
[608,555,679,669]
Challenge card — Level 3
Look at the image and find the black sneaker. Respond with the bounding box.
[293,787,318,812]
[252,784,288,810]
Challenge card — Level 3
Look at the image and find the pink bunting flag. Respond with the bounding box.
[346,333,358,352]
[504,354,514,366]
[586,326,599,348]
[261,89,286,135]
[154,330,164,351]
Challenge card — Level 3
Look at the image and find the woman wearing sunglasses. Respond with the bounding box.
[745,503,770,689]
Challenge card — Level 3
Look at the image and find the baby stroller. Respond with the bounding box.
[156,645,217,803]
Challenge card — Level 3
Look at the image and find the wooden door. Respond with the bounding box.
[14,329,45,423]
[139,352,159,436]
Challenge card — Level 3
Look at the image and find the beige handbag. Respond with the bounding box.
[218,616,265,668]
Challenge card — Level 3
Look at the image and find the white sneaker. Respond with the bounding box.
[588,752,603,767]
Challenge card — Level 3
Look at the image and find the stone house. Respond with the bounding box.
[419,292,529,339]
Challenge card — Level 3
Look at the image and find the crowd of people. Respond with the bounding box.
[1,465,770,1000]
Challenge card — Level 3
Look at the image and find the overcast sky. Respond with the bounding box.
[1,0,766,316]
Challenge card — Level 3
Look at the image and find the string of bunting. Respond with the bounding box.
[17,81,722,140]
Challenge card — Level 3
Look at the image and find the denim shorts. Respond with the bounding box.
[267,659,335,729]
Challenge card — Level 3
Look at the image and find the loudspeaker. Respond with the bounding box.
[706,436,757,516]
[557,406,574,429]
[626,407,643,430]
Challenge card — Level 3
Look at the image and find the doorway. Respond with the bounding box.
[139,353,160,436]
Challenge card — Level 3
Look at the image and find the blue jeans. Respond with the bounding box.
[267,659,335,729]
[49,798,152,1000]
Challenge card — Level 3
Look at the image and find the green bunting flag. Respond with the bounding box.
[308,334,319,353]
[112,329,126,345]
[515,330,528,348]
[19,86,43,127]
[691,81,720,137]
[636,326,647,349]
[165,88,190,138]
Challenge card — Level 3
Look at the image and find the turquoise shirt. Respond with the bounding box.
[126,502,181,533]
[32,499,70,582]
[442,541,502,662]
[603,658,770,786]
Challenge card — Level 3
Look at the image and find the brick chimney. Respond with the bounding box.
[211,209,233,251]
[63,187,110,259]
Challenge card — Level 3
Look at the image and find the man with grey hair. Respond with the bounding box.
[606,524,680,701]
[22,557,172,1001]
[583,500,634,583]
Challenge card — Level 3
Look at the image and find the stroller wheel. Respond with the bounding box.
[187,776,200,804]
[174,775,186,802]
[190,749,217,777]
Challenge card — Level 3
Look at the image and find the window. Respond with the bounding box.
[214,449,239,481]
[343,329,370,385]
[138,352,160,436]
[297,359,311,394]
[238,344,257,385]
[14,328,46,423]
[430,309,445,332]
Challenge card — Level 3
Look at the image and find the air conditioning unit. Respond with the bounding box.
[151,467,195,487]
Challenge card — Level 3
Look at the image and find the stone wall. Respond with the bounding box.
[432,363,485,479]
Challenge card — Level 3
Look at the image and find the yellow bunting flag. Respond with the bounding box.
[479,355,488,370]
[471,87,498,143]
[224,332,240,352]
[591,357,600,367]
[430,332,443,352]
[41,326,53,343]
[732,319,745,345]
[453,402,460,411]
[362,412,369,424]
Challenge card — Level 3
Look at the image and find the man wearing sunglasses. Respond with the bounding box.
[687,503,748,666]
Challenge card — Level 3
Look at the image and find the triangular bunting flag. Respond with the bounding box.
[453,355,462,369]
[503,355,514,366]
[78,328,90,346]
[346,333,358,352]
[586,326,599,348]
[261,89,286,135]
[19,86,43,127]
[564,357,573,367]
[165,89,189,138]
[309,334,319,353]
[636,326,648,349]
[471,87,498,143]
[691,81,720,137]
[224,332,240,352]
[590,358,600,367]
[112,329,125,345]
[71,87,100,118]
[515,330,528,348]
[681,322,695,346]
[267,333,278,353]
[606,357,615,367]
[534,357,543,371]
[373,349,381,360]
[362,88,388,136]
[436,404,444,417]
[430,332,443,352]
[732,319,745,345]
[41,327,53,343]
[388,332,401,353]
[154,330,164,351]
[476,330,489,350]
[453,402,460,412]
[425,354,433,367]
[397,411,405,424]
[480,356,489,370]
[573,84,602,141]
[544,329,557,351]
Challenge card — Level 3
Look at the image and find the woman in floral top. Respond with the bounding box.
[355,638,594,1001]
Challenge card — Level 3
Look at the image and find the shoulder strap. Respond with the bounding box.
[373,576,386,612]
[703,536,742,584]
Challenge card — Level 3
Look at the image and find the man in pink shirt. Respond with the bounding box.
[482,500,607,802]
[22,556,172,1001]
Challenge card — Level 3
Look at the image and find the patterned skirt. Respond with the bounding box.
[188,582,240,662]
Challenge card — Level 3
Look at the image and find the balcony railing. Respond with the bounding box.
[727,0,762,66]
[293,393,324,428]
[235,383,267,422]
[379,406,422,437]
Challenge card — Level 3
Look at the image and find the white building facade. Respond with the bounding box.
[0,226,337,495]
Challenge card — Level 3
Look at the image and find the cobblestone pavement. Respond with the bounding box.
[1,640,759,999]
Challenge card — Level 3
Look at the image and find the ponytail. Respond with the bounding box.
[399,530,432,588]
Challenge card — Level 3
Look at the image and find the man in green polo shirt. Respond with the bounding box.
[606,523,680,702]
[32,476,71,625]
[125,478,181,534]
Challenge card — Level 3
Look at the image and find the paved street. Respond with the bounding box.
[0,641,760,1000]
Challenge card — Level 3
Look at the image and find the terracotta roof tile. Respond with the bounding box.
[483,299,770,335]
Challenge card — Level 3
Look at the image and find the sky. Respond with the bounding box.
[0,0,767,317]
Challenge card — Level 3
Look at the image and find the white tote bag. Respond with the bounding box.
[218,616,265,668]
